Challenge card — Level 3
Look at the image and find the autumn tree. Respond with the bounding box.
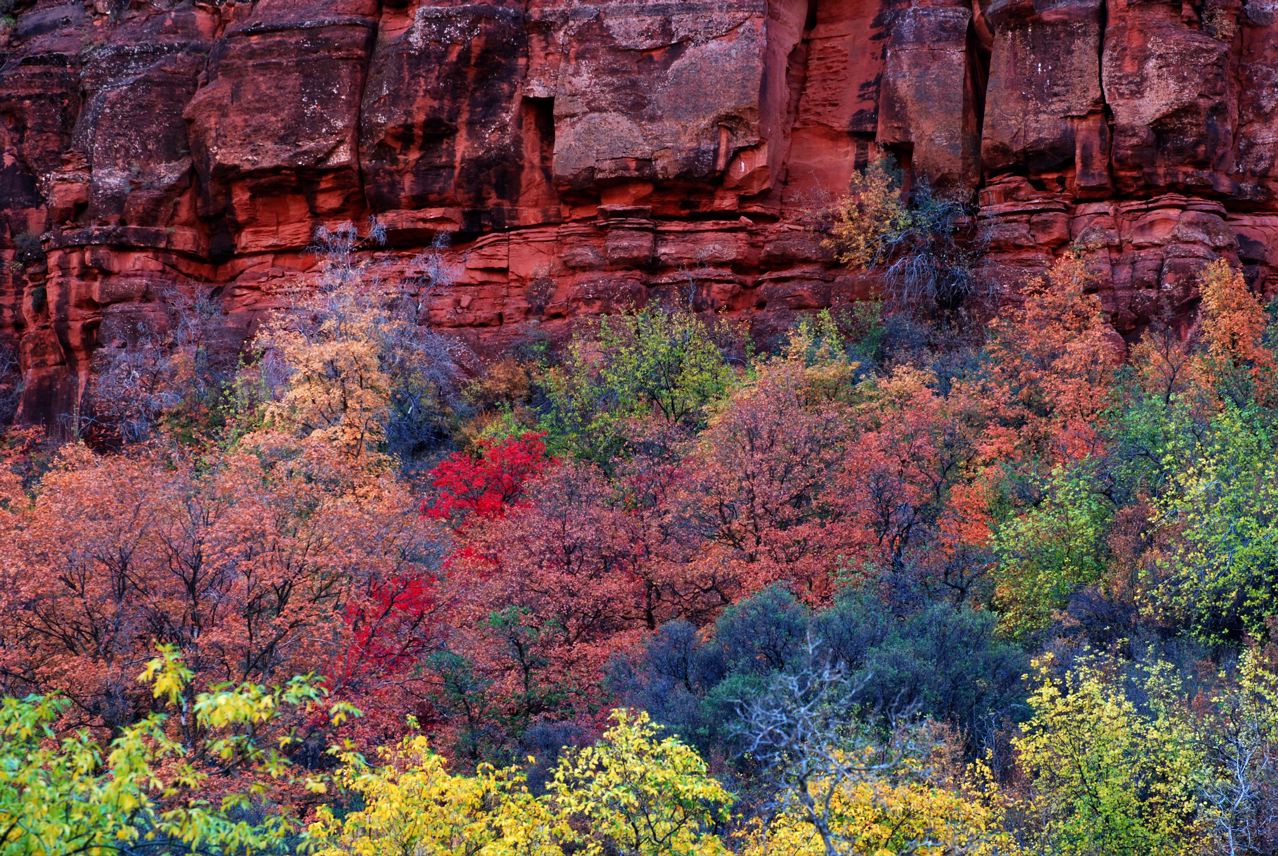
[0,435,440,743]
[438,461,647,748]
[0,445,205,727]
[838,364,996,599]
[250,221,461,462]
[673,355,851,603]
[983,250,1118,464]
[826,160,985,313]
[309,733,561,855]
[309,709,732,856]
[423,432,550,526]
[1013,654,1209,855]
[1112,259,1276,483]
[1195,259,1275,404]
[548,709,733,856]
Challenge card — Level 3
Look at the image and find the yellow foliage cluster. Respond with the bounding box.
[308,710,1024,856]
[1013,655,1209,855]
[310,736,560,856]
[825,161,913,271]
[254,287,394,459]
[736,762,1019,856]
[309,710,731,856]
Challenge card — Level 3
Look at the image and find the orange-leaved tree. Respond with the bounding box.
[1193,258,1275,404]
[984,250,1119,465]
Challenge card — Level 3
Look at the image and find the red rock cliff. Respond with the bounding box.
[2,0,1276,426]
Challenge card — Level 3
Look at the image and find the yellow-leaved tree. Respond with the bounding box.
[734,714,1018,856]
[249,220,459,463]
[736,757,1017,856]
[547,710,733,856]
[1013,654,1209,856]
[308,710,733,856]
[309,735,561,856]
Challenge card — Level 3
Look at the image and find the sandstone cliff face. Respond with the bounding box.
[1,0,1276,426]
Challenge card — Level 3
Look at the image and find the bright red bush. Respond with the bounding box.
[423,433,550,524]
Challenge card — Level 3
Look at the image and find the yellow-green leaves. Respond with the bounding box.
[736,767,1018,856]
[548,710,733,856]
[537,306,736,466]
[309,735,563,856]
[308,710,733,856]
[1145,403,1278,641]
[0,648,341,855]
[141,643,195,706]
[993,464,1113,637]
[1013,655,1209,855]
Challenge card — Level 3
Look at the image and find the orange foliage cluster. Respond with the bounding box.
[0,432,440,744]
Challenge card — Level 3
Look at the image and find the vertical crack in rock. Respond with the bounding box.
[1096,0,1115,194]
[773,0,817,201]
[966,1,992,161]
[353,1,384,226]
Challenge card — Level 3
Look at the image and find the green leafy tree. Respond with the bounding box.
[0,645,350,855]
[993,464,1113,636]
[538,307,736,466]
[1145,403,1278,641]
